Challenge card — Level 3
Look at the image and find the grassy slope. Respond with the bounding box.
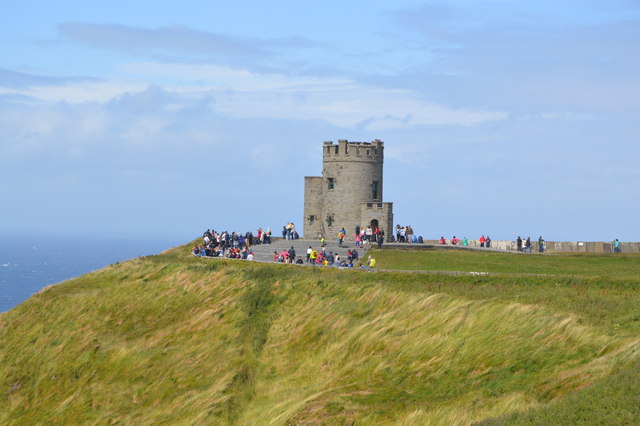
[0,245,639,424]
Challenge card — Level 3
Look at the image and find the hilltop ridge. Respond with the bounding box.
[1,242,639,424]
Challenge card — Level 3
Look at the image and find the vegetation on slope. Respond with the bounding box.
[0,244,639,424]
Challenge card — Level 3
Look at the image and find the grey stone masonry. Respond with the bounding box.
[246,238,370,263]
[303,139,394,241]
[303,177,323,239]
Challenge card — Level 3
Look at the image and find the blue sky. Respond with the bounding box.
[2,1,639,241]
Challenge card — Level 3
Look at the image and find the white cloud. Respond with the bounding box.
[121,62,351,91]
[1,62,508,130]
[209,86,507,128]
[0,80,147,103]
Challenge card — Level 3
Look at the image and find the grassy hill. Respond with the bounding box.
[1,244,639,424]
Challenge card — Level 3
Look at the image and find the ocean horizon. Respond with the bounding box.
[0,234,185,313]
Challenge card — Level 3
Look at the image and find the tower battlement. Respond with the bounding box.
[323,139,384,162]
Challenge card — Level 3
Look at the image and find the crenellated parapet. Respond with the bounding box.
[323,139,384,163]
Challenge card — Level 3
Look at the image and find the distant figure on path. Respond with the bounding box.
[405,225,414,243]
[486,236,492,248]
[614,238,620,253]
[338,228,345,247]
[538,236,545,253]
[309,249,319,265]
[516,236,523,252]
[479,235,486,247]
[354,233,362,248]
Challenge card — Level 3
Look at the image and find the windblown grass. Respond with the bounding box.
[0,242,638,424]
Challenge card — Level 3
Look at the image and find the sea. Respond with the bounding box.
[0,234,184,313]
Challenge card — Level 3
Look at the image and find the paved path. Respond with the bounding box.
[244,238,370,263]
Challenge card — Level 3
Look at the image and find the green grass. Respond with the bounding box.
[0,243,639,424]
[369,247,640,278]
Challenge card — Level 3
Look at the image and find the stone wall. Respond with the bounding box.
[422,239,640,253]
[360,202,394,242]
[303,176,323,238]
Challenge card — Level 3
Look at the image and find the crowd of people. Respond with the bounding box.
[282,222,300,240]
[270,244,363,268]
[516,236,527,253]
[438,235,493,248]
[192,227,373,268]
[352,225,386,249]
[191,225,625,261]
[315,225,387,251]
[395,225,417,243]
[515,236,546,253]
[191,227,273,259]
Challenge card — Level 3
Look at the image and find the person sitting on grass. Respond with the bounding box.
[367,256,376,270]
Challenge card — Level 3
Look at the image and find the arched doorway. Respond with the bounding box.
[370,219,379,229]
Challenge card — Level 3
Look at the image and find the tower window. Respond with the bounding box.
[372,181,379,200]
[327,178,335,190]
[326,215,334,227]
[308,215,316,223]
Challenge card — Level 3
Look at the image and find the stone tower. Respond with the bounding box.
[304,139,393,241]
